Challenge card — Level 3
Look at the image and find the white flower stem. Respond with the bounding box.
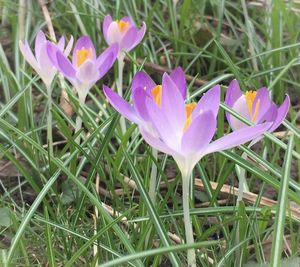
[46,84,53,158]
[75,93,86,145]
[236,153,249,202]
[182,170,196,267]
[117,53,126,134]
[149,148,158,203]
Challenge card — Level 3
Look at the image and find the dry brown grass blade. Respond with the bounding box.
[99,175,300,221]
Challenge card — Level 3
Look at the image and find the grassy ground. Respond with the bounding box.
[0,0,300,266]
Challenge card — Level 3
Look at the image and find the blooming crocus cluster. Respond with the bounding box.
[19,31,73,88]
[103,15,146,56]
[47,36,119,103]
[225,79,290,135]
[104,68,271,177]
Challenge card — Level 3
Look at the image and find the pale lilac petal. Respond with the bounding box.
[56,49,76,78]
[132,71,156,94]
[103,85,140,124]
[106,22,122,45]
[57,36,65,51]
[120,26,139,51]
[38,44,56,85]
[161,73,186,134]
[170,67,186,99]
[228,95,251,130]
[76,60,98,85]
[64,36,74,56]
[19,41,39,71]
[269,95,290,132]
[132,87,151,121]
[204,122,272,155]
[181,111,216,154]
[72,36,96,66]
[146,98,182,150]
[192,85,220,119]
[35,31,46,59]
[252,87,272,123]
[103,15,113,42]
[96,43,118,69]
[140,128,180,157]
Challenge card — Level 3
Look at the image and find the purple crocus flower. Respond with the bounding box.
[102,15,146,54]
[225,79,290,133]
[103,68,271,176]
[46,35,118,102]
[19,31,73,88]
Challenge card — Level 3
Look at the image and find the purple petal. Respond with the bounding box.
[170,67,186,99]
[253,87,272,123]
[120,26,139,51]
[192,85,220,120]
[146,98,182,150]
[132,71,156,95]
[96,43,118,69]
[37,44,56,84]
[181,111,216,154]
[57,36,65,51]
[121,22,146,51]
[72,36,96,66]
[76,60,98,85]
[96,45,118,80]
[64,36,74,56]
[269,95,290,132]
[204,122,272,155]
[140,127,180,157]
[46,41,60,69]
[103,15,113,42]
[103,85,140,124]
[56,49,76,78]
[132,87,151,121]
[161,73,186,134]
[19,41,39,71]
[35,31,46,59]
[225,79,243,123]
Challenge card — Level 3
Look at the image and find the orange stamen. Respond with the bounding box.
[117,20,129,33]
[151,85,162,106]
[245,90,260,122]
[183,102,197,131]
[76,47,92,67]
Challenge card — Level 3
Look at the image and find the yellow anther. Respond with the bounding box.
[117,20,129,33]
[151,85,162,106]
[245,90,260,122]
[183,102,197,132]
[76,47,92,67]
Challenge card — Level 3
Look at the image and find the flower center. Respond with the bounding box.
[76,47,93,67]
[151,85,162,106]
[245,90,260,122]
[183,102,197,131]
[117,20,129,33]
